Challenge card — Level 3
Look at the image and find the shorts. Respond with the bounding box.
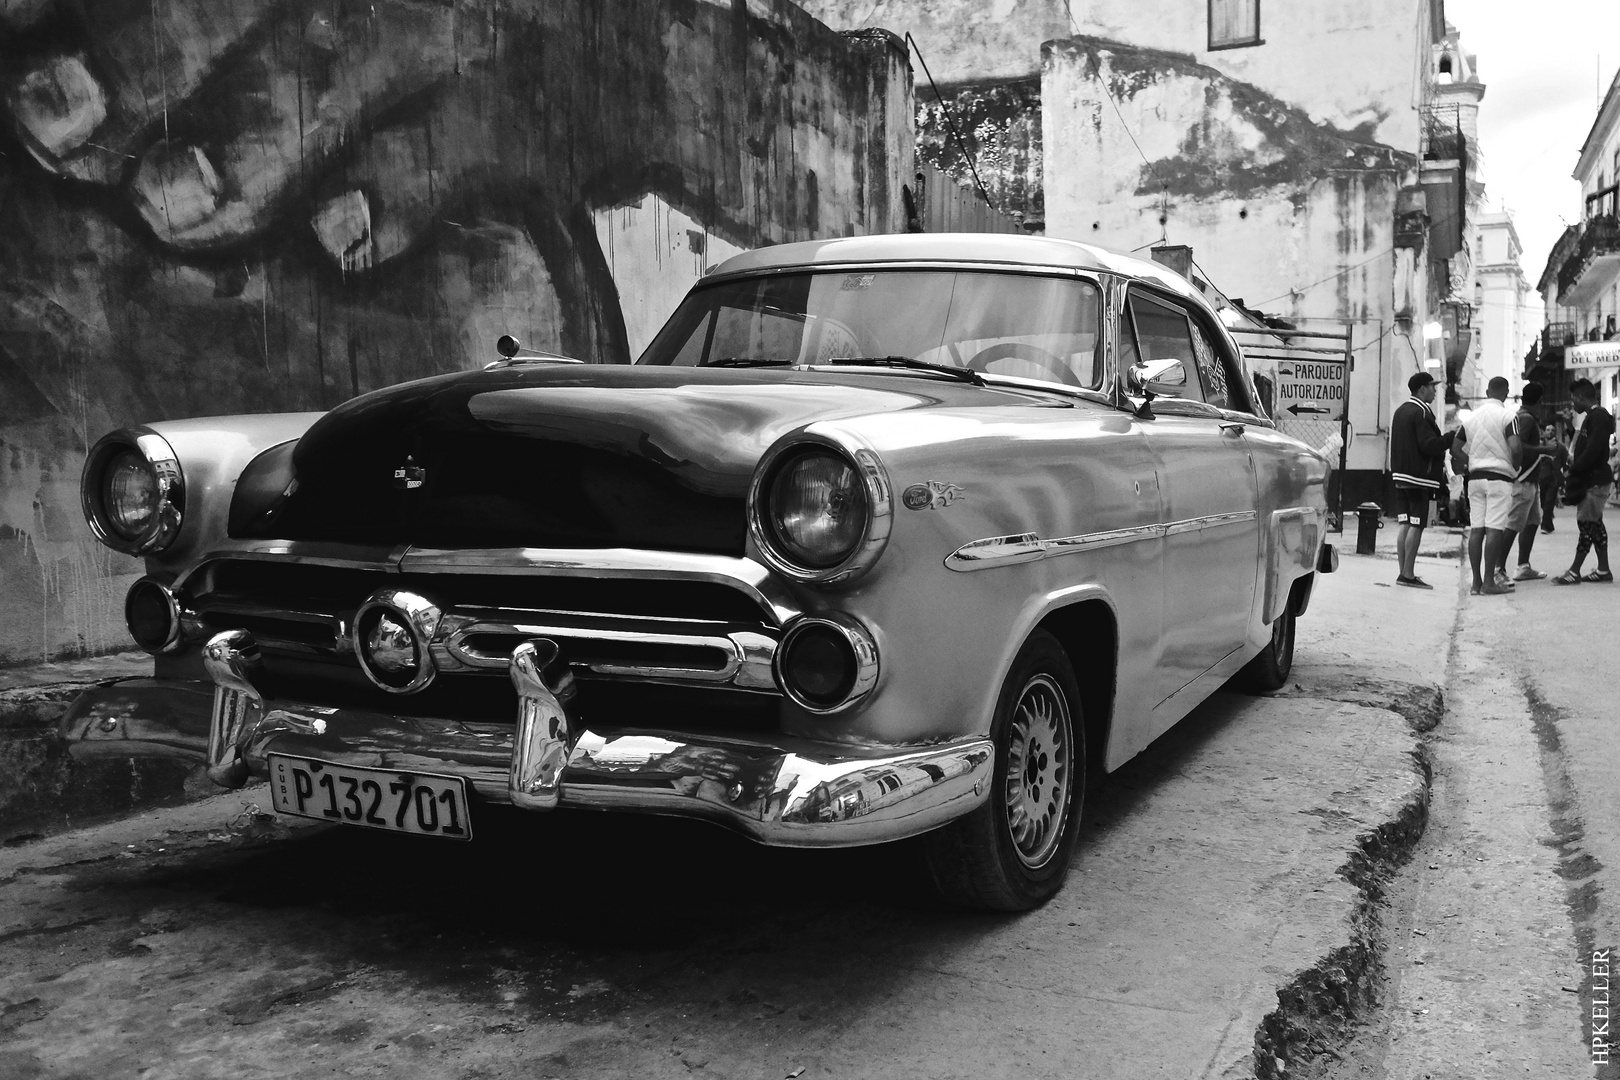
[1506,480,1541,532]
[1393,484,1432,526]
[1577,485,1613,523]
[1468,477,1515,531]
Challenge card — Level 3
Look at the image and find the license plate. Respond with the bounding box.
[268,754,472,840]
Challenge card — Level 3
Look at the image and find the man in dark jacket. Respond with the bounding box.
[1388,371,1456,588]
[1552,377,1614,584]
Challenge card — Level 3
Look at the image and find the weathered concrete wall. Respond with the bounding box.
[0,0,913,666]
[1042,37,1414,474]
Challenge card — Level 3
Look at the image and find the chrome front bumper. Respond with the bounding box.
[58,632,993,848]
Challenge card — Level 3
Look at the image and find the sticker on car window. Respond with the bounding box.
[841,274,876,291]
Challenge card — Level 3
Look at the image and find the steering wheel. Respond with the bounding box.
[964,342,1082,387]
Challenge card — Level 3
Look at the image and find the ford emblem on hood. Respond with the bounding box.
[392,456,426,490]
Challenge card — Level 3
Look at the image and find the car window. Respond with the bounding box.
[639,271,1104,391]
[1125,291,1205,403]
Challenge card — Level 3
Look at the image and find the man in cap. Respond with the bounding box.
[1387,371,1455,588]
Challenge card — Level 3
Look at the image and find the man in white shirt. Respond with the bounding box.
[1453,377,1522,595]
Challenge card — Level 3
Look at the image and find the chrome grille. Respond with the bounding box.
[179,557,784,694]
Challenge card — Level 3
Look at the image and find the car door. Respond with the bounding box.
[1121,288,1261,715]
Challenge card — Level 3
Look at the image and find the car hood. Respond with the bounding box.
[257,365,1022,555]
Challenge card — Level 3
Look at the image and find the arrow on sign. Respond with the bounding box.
[1287,404,1330,416]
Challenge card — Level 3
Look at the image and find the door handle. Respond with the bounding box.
[1219,422,1246,435]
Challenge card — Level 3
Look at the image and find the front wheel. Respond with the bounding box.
[921,630,1085,910]
[1234,606,1295,693]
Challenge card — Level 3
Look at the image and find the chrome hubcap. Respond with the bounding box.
[1003,673,1072,868]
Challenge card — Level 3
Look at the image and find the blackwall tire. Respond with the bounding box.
[1235,607,1295,694]
[921,630,1084,911]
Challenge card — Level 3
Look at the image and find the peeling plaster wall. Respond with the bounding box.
[800,0,1429,150]
[1043,37,1412,473]
[917,79,1043,228]
[0,0,912,666]
[796,0,1070,84]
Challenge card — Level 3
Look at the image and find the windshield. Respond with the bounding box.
[637,270,1104,390]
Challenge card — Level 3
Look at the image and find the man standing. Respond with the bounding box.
[1388,371,1455,589]
[1551,377,1614,584]
[1538,422,1567,532]
[1508,383,1554,582]
[1454,376,1520,596]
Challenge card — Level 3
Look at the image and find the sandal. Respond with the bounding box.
[1551,570,1581,585]
[1583,569,1614,583]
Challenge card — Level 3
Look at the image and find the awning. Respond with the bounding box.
[1567,341,1620,370]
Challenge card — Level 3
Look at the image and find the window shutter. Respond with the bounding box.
[1210,0,1259,48]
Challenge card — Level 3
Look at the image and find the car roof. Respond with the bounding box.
[705,232,1208,307]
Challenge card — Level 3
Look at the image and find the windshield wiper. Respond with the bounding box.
[701,357,793,368]
[821,355,984,385]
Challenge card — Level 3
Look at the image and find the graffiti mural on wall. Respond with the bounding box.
[0,0,912,664]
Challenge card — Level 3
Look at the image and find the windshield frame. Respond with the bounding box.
[636,263,1112,401]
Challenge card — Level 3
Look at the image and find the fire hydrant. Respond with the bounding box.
[1355,502,1384,555]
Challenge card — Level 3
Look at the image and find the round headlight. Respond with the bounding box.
[766,450,868,569]
[104,450,159,541]
[82,430,185,555]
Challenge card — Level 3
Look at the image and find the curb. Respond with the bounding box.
[1245,667,1450,1074]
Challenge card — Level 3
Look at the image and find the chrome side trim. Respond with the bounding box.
[947,511,1258,571]
[1163,511,1257,537]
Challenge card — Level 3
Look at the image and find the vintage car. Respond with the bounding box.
[61,233,1335,910]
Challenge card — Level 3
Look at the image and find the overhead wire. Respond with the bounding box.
[905,33,998,213]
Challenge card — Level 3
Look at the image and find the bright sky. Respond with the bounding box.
[1446,0,1620,286]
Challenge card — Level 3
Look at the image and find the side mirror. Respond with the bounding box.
[1124,362,1156,419]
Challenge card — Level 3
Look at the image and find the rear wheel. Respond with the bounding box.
[1235,606,1295,693]
[922,630,1084,910]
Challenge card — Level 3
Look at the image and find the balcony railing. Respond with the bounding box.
[1556,213,1620,299]
[1542,321,1575,352]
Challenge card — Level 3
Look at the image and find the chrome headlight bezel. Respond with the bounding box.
[81,430,186,555]
[747,436,892,587]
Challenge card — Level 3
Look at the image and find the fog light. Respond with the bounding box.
[775,615,879,713]
[125,578,181,653]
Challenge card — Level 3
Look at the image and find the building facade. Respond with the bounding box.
[1532,69,1620,417]
[1463,211,1538,406]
